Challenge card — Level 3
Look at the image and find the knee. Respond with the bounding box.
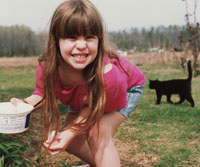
[87,123,112,151]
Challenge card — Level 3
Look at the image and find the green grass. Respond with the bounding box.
[0,62,200,166]
[0,66,36,101]
[0,134,35,167]
[115,63,200,167]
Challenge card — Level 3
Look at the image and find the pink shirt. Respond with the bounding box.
[33,56,146,112]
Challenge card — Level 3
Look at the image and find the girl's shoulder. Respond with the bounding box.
[103,55,129,89]
[103,54,146,88]
[103,55,132,73]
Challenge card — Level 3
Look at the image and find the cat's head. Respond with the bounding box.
[149,79,159,89]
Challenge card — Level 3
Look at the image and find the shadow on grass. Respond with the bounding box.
[0,87,34,102]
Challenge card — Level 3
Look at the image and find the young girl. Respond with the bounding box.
[11,0,145,166]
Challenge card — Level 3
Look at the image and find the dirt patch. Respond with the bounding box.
[0,53,180,69]
[0,57,38,67]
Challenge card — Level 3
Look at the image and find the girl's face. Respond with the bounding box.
[59,35,99,71]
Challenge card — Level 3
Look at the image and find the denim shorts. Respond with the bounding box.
[116,85,144,117]
[68,85,144,118]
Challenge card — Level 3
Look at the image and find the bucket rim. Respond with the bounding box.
[0,102,33,115]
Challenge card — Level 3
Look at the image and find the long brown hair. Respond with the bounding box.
[41,0,109,143]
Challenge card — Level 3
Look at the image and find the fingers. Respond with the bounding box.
[43,131,64,155]
[10,98,24,106]
[47,130,56,143]
[43,139,63,155]
[43,130,75,155]
[44,140,61,150]
[46,149,62,156]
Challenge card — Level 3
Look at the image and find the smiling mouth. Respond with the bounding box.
[72,54,88,59]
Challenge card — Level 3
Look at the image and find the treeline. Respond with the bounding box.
[0,25,46,57]
[0,25,189,57]
[109,25,189,52]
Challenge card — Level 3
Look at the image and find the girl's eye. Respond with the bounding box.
[67,36,77,39]
[86,36,95,39]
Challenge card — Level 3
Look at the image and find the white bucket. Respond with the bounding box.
[0,102,33,134]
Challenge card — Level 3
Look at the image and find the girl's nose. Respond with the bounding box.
[76,39,86,49]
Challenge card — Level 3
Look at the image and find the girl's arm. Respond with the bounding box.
[43,106,90,155]
[24,94,43,110]
[11,94,43,111]
[11,62,44,109]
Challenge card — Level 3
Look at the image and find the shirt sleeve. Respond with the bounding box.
[32,62,43,97]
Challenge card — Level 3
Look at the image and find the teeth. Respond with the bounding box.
[73,55,87,59]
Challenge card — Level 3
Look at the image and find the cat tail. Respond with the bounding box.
[187,60,192,81]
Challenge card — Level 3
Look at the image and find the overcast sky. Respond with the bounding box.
[0,0,199,32]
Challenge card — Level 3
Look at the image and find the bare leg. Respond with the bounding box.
[64,113,95,166]
[64,111,125,167]
[87,112,126,167]
[66,134,95,166]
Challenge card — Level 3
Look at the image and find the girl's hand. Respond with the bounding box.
[11,95,43,111]
[43,130,75,155]
[10,98,24,106]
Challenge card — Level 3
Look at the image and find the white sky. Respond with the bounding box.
[0,0,199,32]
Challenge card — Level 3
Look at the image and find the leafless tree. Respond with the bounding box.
[180,0,200,76]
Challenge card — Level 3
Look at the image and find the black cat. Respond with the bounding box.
[149,60,194,107]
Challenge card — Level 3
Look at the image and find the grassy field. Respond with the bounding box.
[0,56,200,167]
[115,62,200,167]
